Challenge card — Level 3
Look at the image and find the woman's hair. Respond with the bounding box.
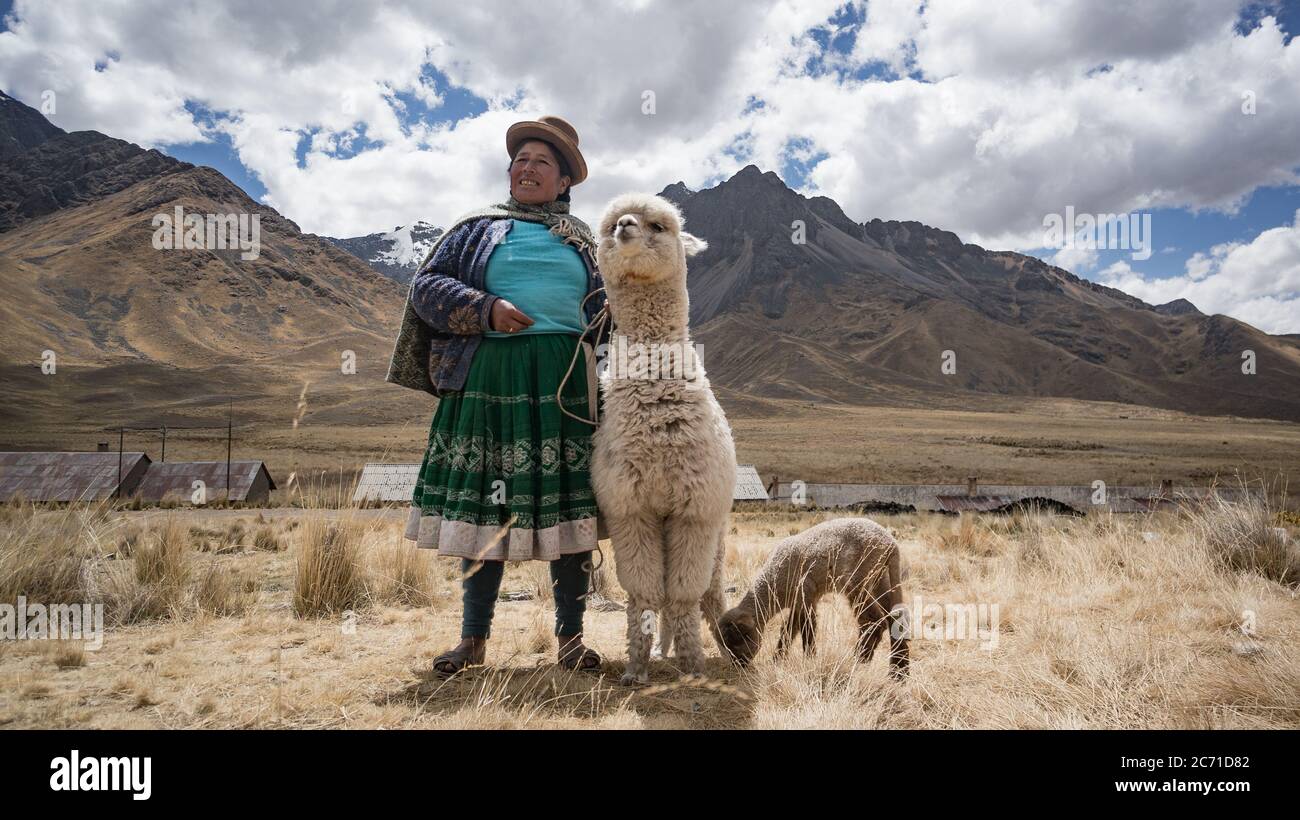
[509,138,572,202]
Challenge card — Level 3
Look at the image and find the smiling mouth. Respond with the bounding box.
[520,179,540,187]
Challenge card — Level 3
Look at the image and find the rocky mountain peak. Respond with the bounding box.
[862,218,967,256]
[0,89,64,160]
[1155,298,1202,316]
[658,181,694,205]
[1,128,192,232]
[729,163,784,186]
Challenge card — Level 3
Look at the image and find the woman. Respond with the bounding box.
[387,115,611,677]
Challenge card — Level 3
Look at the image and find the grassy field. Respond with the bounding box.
[1,493,1296,729]
[6,392,1300,505]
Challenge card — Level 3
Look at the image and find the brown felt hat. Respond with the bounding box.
[506,115,588,186]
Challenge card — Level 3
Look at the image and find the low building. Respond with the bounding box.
[0,451,151,502]
[132,461,276,504]
[734,465,770,501]
[353,463,423,503]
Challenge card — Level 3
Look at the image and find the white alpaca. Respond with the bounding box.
[592,193,738,685]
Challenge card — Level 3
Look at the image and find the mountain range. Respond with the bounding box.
[324,222,443,284]
[660,166,1300,420]
[2,88,1297,427]
[0,90,413,428]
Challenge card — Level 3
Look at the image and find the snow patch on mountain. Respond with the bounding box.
[324,221,444,284]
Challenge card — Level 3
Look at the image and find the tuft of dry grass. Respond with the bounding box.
[253,525,283,552]
[98,516,192,623]
[114,524,143,558]
[293,517,368,617]
[143,635,175,655]
[133,518,190,589]
[1185,488,1298,586]
[366,535,435,607]
[523,603,553,655]
[931,513,1003,556]
[0,499,106,607]
[746,636,906,729]
[48,640,86,670]
[194,563,259,616]
[20,682,51,700]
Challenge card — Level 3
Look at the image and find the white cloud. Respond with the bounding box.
[0,0,810,235]
[909,0,1239,79]
[0,0,1297,270]
[850,0,924,73]
[1098,260,1134,279]
[788,1,1300,249]
[1050,245,1099,272]
[1098,210,1300,334]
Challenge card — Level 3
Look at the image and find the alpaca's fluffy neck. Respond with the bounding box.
[605,275,690,345]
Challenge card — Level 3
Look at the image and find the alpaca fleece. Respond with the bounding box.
[592,192,737,685]
[718,517,909,677]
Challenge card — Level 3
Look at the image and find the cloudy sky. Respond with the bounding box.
[1,0,1297,333]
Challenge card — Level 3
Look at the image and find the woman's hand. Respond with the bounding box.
[490,298,535,333]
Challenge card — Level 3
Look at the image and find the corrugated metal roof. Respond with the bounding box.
[133,461,275,502]
[0,451,151,502]
[935,495,1015,513]
[734,465,769,500]
[353,463,423,502]
[353,462,771,503]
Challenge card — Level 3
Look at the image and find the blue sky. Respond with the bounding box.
[1,0,1298,332]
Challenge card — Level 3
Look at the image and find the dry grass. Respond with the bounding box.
[1,504,274,628]
[253,526,283,552]
[930,512,1004,556]
[47,640,85,670]
[0,497,1297,729]
[293,516,368,617]
[190,521,251,553]
[104,516,192,623]
[8,394,1300,507]
[194,563,259,616]
[133,518,190,589]
[365,534,436,608]
[1186,485,1299,586]
[0,500,107,606]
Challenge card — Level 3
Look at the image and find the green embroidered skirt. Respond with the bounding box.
[403,332,602,561]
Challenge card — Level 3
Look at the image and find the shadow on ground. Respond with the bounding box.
[378,656,755,728]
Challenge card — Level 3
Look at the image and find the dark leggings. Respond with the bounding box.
[460,551,592,639]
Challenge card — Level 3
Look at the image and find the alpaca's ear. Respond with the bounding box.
[680,232,708,257]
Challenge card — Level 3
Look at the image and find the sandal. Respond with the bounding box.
[432,637,486,679]
[557,634,602,673]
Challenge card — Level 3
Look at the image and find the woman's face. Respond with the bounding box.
[510,139,570,204]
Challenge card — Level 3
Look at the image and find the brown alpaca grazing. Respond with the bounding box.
[718,517,909,677]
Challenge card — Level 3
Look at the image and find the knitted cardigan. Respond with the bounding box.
[385,195,610,398]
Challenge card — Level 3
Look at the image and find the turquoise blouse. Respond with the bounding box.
[483,219,588,337]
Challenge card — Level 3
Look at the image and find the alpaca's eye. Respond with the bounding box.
[650,222,664,232]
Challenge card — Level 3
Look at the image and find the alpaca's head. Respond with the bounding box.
[718,607,762,666]
[596,193,707,286]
